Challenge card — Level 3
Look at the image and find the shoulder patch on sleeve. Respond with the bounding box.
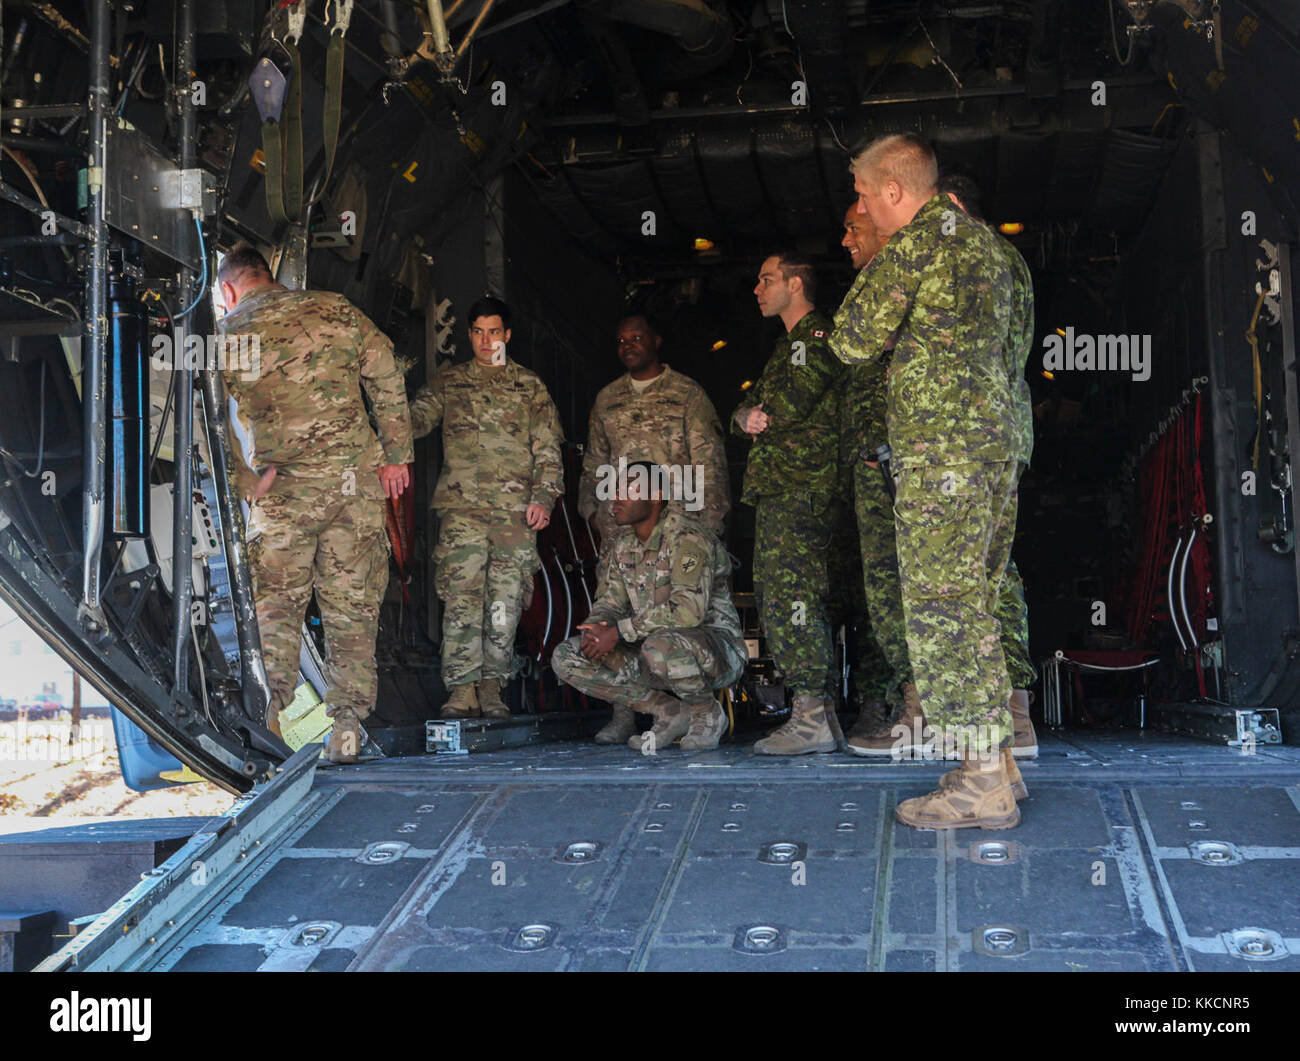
[670,540,710,585]
[812,329,828,339]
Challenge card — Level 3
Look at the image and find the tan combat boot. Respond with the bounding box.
[848,682,930,758]
[595,703,637,745]
[1009,688,1038,758]
[896,748,1020,830]
[754,694,836,755]
[679,697,727,751]
[477,679,510,719]
[847,697,888,740]
[626,692,691,751]
[265,703,284,740]
[939,748,1027,800]
[325,710,362,764]
[441,683,479,719]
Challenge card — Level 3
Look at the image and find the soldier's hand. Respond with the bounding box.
[577,621,617,660]
[525,503,550,530]
[249,465,278,501]
[740,404,770,435]
[378,463,410,499]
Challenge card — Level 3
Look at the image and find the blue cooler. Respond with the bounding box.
[109,708,186,791]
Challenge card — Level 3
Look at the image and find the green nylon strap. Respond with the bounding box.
[312,31,345,207]
[283,42,304,222]
[262,42,304,230]
[262,117,287,228]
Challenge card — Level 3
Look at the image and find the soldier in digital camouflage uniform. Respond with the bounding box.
[577,313,730,743]
[834,203,922,756]
[733,252,843,755]
[217,244,412,765]
[831,134,1023,830]
[939,172,1039,759]
[407,297,563,721]
[553,461,745,752]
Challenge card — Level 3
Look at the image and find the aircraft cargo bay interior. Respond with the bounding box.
[0,0,1298,977]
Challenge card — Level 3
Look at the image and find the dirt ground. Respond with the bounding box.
[0,712,236,834]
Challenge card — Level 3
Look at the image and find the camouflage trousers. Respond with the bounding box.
[247,478,389,721]
[853,458,914,704]
[552,626,746,707]
[998,559,1036,690]
[826,495,893,714]
[434,511,539,687]
[752,492,834,698]
[892,461,1018,753]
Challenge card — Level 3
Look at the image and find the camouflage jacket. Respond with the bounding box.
[218,287,412,486]
[578,366,730,536]
[731,310,841,505]
[408,357,563,514]
[999,234,1035,466]
[586,507,744,646]
[829,194,1016,467]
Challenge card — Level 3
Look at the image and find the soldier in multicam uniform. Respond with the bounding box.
[217,244,412,764]
[553,461,746,752]
[830,133,1024,830]
[938,171,1039,760]
[733,252,843,755]
[577,312,730,744]
[407,297,563,721]
[834,203,923,757]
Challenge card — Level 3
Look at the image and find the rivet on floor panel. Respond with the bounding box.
[507,923,556,952]
[1188,841,1242,866]
[644,822,664,832]
[416,804,437,813]
[1223,928,1287,962]
[969,840,1020,865]
[734,924,786,954]
[972,924,1029,957]
[722,821,742,831]
[840,802,858,811]
[730,802,747,811]
[355,841,410,865]
[655,802,673,810]
[758,841,807,864]
[556,841,602,864]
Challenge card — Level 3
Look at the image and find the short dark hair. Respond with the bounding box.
[617,311,659,338]
[621,460,666,501]
[770,250,817,304]
[937,172,984,221]
[467,295,511,330]
[217,242,272,286]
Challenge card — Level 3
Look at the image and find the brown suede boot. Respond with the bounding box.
[626,692,690,751]
[265,703,284,740]
[1010,688,1038,758]
[477,679,510,719]
[848,682,930,758]
[847,697,888,740]
[325,710,362,764]
[441,683,479,719]
[939,747,1028,800]
[679,697,728,751]
[754,694,836,755]
[595,703,637,745]
[896,748,1020,830]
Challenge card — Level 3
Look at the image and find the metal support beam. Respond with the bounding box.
[197,371,273,726]
[0,182,93,239]
[80,0,110,615]
[170,0,198,698]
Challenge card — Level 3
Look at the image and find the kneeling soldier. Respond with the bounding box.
[552,462,746,752]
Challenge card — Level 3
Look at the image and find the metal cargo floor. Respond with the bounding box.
[52,731,1300,972]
